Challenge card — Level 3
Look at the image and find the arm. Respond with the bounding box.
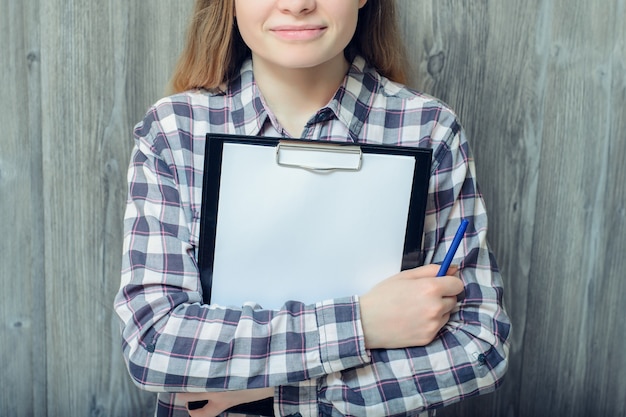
[113,103,371,394]
[175,264,462,416]
[178,388,274,417]
[277,119,511,416]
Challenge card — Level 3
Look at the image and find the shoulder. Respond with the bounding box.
[373,80,471,174]
[350,59,463,148]
[133,89,229,155]
[134,89,218,135]
[374,71,460,133]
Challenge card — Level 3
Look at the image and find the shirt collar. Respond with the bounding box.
[227,59,270,136]
[227,56,379,139]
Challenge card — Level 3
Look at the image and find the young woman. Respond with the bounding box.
[114,0,510,416]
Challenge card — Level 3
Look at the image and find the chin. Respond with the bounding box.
[277,55,345,71]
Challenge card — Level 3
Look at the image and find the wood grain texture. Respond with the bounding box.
[517,0,626,416]
[0,1,46,416]
[1,0,624,416]
[398,0,626,416]
[39,0,138,414]
[35,0,191,415]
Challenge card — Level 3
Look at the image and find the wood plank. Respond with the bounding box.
[2,0,623,415]
[126,1,195,122]
[577,6,626,412]
[0,1,47,416]
[518,0,626,415]
[398,0,626,416]
[599,5,626,413]
[38,0,192,415]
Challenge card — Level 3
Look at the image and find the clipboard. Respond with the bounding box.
[198,133,432,308]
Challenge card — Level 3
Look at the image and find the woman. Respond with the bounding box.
[114,0,510,416]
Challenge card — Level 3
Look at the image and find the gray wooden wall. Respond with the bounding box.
[1,0,624,416]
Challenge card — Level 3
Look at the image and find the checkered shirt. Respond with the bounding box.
[114,56,510,417]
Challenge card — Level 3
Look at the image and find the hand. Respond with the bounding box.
[359,264,464,349]
[178,387,274,417]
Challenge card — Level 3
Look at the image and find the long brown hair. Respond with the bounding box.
[169,0,408,93]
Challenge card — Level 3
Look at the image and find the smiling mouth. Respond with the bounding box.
[271,26,327,41]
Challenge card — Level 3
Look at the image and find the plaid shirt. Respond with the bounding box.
[114,57,510,417]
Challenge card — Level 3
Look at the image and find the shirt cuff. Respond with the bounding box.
[315,296,371,374]
[275,380,318,417]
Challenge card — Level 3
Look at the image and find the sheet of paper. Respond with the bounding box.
[211,142,416,309]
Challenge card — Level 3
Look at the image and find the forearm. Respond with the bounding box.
[179,387,274,416]
[116,280,370,392]
[292,269,508,415]
[114,144,371,393]
[318,323,508,415]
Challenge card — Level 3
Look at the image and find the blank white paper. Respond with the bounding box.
[210,142,416,309]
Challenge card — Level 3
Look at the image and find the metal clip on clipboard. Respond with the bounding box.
[276,141,363,172]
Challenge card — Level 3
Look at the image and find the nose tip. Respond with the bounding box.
[277,0,317,15]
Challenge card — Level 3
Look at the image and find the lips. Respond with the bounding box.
[270,25,327,41]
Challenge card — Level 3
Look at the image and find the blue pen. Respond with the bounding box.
[437,219,469,276]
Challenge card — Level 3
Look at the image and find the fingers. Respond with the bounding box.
[439,275,465,297]
[394,264,440,279]
[394,264,461,281]
[360,263,465,349]
[401,274,464,298]
[441,295,459,314]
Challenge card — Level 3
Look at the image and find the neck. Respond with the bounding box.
[252,55,349,137]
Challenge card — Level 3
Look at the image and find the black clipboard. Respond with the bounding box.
[197,133,432,306]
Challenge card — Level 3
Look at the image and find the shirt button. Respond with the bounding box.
[477,353,486,364]
[314,110,332,123]
[146,344,155,353]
